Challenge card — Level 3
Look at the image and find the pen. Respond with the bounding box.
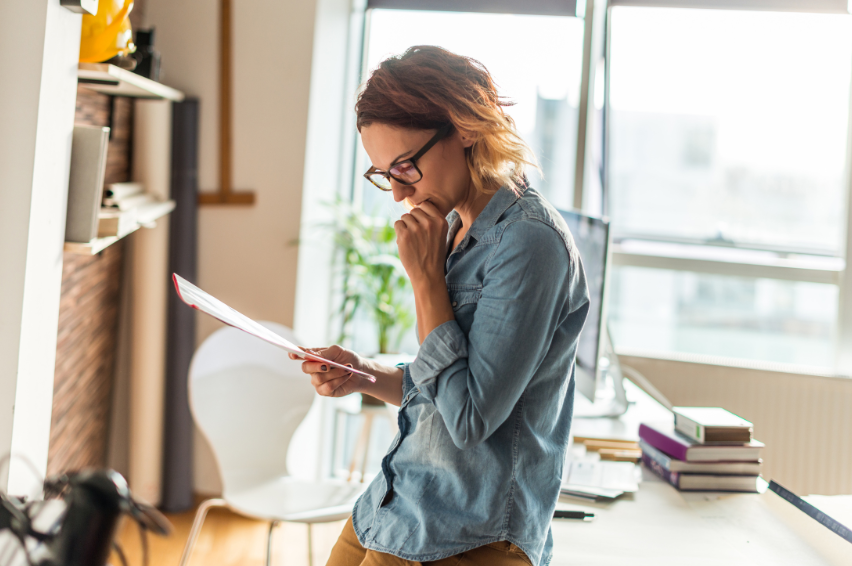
[552,510,595,520]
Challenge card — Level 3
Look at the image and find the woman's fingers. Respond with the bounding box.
[416,200,443,218]
[288,344,358,397]
[311,372,353,396]
[398,212,420,231]
[302,360,352,377]
[409,207,430,222]
[408,206,445,232]
[301,360,329,374]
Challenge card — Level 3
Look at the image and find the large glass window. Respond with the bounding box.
[606,7,852,367]
[610,267,838,366]
[359,8,586,218]
[608,7,852,253]
[350,8,587,355]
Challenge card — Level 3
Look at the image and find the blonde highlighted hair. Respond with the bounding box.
[355,45,539,195]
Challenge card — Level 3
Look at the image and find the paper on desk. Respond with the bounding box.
[172,274,376,382]
[561,460,641,499]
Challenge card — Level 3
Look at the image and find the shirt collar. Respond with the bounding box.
[465,184,522,242]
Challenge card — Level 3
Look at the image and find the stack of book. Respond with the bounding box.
[639,407,764,492]
[573,436,642,463]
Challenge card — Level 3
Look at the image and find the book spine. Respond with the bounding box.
[639,424,689,461]
[639,439,673,471]
[674,412,704,443]
[642,452,680,488]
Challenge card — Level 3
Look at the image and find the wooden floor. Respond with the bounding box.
[112,503,346,566]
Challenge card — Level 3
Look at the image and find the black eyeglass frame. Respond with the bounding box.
[363,123,454,191]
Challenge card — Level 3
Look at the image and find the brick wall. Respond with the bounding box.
[46,88,134,477]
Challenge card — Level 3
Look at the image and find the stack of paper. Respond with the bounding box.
[561,460,641,500]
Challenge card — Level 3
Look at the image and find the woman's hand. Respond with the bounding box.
[288,345,367,398]
[395,200,455,342]
[395,201,448,287]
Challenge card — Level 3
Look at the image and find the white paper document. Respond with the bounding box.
[172,274,376,382]
[561,460,641,499]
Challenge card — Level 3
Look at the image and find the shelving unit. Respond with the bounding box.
[66,65,185,255]
[77,63,185,101]
[64,199,176,255]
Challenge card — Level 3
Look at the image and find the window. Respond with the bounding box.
[358,8,587,218]
[350,6,588,355]
[606,6,852,368]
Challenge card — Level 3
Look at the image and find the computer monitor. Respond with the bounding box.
[558,208,627,416]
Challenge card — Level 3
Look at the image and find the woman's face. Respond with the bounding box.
[361,123,473,217]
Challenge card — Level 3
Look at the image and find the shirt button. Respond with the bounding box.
[452,301,458,307]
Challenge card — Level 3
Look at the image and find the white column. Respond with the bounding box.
[294,0,365,480]
[0,0,81,495]
[127,100,173,505]
[836,57,852,376]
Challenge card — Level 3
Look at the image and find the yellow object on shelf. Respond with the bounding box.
[79,0,135,63]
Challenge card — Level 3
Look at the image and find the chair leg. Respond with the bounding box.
[347,412,374,482]
[307,523,314,566]
[359,413,374,482]
[179,498,227,566]
[266,520,280,566]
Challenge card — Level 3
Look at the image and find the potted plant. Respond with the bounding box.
[324,198,414,356]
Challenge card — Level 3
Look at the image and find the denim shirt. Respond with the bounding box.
[352,185,590,566]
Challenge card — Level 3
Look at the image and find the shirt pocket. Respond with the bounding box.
[449,286,482,312]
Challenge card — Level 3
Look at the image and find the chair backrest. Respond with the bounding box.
[188,322,316,494]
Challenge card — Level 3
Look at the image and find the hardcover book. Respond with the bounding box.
[639,422,764,462]
[673,406,753,444]
[639,439,762,475]
[642,453,761,492]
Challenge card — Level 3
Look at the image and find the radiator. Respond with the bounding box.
[618,351,852,496]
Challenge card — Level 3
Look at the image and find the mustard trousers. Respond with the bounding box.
[326,518,532,566]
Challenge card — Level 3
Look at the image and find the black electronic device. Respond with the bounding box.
[0,468,171,566]
[558,209,627,417]
[132,28,162,81]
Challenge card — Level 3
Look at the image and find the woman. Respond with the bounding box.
[291,46,589,566]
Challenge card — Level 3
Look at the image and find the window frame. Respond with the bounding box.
[596,0,852,374]
[347,0,852,375]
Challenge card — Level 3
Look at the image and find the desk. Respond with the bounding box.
[554,381,851,565]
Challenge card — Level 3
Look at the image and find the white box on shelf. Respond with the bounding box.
[65,125,109,243]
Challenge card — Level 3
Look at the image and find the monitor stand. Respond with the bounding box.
[573,329,629,418]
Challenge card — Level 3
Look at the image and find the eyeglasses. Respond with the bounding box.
[363,123,454,191]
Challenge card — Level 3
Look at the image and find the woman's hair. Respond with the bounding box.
[356,45,539,195]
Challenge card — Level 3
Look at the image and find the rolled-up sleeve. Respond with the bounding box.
[409,219,582,450]
[399,362,418,400]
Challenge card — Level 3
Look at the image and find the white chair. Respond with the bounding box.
[179,322,365,566]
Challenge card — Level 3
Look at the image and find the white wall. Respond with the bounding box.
[0,0,81,496]
[143,0,355,492]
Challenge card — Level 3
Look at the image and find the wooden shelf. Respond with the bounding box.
[65,199,176,255]
[77,63,185,101]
